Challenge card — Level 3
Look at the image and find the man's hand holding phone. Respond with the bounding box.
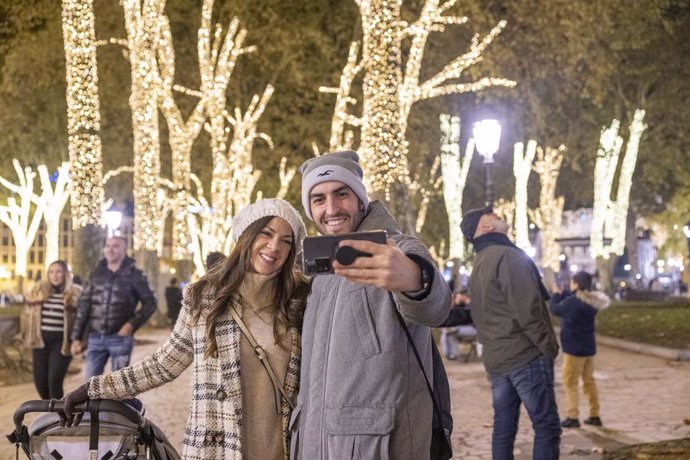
[333,238,422,292]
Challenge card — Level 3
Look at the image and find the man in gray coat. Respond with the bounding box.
[291,150,451,459]
[462,207,561,460]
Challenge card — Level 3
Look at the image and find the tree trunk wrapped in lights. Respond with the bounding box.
[513,140,537,251]
[321,0,515,228]
[0,161,47,286]
[529,145,566,273]
[61,0,106,229]
[121,0,165,254]
[590,109,647,259]
[37,163,72,270]
[439,114,474,261]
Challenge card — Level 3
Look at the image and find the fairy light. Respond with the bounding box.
[590,119,623,258]
[531,145,566,272]
[0,161,47,277]
[324,0,515,198]
[440,114,474,260]
[61,0,105,228]
[412,156,443,233]
[590,111,645,259]
[610,109,647,255]
[121,0,165,252]
[513,140,537,250]
[37,163,72,270]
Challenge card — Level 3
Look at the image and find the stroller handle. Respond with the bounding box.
[13,399,147,435]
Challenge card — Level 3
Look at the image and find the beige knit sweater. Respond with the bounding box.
[238,272,291,460]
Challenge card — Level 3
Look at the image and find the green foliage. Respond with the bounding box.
[596,301,690,349]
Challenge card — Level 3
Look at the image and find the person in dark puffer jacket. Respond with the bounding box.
[550,271,610,429]
[70,236,157,377]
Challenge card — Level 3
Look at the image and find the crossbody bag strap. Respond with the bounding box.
[387,292,442,424]
[228,304,295,413]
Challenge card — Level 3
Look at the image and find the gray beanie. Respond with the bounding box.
[299,150,370,220]
[231,198,306,252]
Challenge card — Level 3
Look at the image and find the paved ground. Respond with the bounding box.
[2,328,689,459]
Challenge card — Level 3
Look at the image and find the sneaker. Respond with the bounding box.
[584,416,602,426]
[561,418,580,428]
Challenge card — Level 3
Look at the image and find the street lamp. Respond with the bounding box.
[472,118,502,207]
[104,209,123,237]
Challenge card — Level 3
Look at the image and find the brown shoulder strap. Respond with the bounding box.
[228,304,295,413]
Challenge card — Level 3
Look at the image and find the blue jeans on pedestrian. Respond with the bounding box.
[489,355,561,460]
[86,332,134,378]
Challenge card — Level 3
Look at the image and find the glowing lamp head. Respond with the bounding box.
[472,119,502,163]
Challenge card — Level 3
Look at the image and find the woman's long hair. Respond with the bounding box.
[188,216,309,359]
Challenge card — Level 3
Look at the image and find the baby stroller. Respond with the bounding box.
[7,399,180,459]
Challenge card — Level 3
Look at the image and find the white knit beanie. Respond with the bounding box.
[299,150,370,221]
[231,198,306,251]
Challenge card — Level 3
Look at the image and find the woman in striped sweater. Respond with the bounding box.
[62,199,310,460]
[21,260,83,399]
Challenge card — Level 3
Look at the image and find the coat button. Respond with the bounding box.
[213,433,224,444]
[204,433,213,442]
[216,388,227,401]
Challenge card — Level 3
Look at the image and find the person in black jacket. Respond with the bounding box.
[165,277,182,328]
[550,271,610,428]
[70,236,157,377]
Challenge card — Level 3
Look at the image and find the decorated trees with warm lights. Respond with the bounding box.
[530,145,566,274]
[320,0,515,225]
[37,162,71,269]
[513,140,537,251]
[0,161,47,289]
[439,114,474,261]
[590,109,647,291]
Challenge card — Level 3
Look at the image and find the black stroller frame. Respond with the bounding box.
[7,399,180,460]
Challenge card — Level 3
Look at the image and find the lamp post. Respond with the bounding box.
[104,209,123,237]
[472,119,502,207]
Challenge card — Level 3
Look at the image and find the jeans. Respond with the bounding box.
[86,332,134,378]
[32,330,72,399]
[562,353,599,419]
[489,355,561,460]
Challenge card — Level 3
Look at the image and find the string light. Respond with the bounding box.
[590,110,645,258]
[611,109,647,255]
[323,0,515,198]
[121,0,165,253]
[61,0,105,228]
[530,145,566,272]
[440,114,474,260]
[37,162,72,270]
[513,140,537,250]
[0,161,47,277]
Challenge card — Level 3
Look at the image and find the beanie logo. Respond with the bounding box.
[317,170,334,177]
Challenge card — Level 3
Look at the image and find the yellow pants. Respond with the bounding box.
[562,353,600,419]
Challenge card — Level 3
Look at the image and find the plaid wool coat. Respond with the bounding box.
[89,284,301,459]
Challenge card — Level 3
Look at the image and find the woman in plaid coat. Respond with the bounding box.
[63,199,309,459]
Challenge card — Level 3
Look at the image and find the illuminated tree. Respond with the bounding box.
[320,0,515,223]
[120,0,165,254]
[60,0,106,228]
[439,114,474,261]
[37,162,72,269]
[529,145,566,273]
[513,140,537,250]
[0,161,47,285]
[590,109,647,259]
